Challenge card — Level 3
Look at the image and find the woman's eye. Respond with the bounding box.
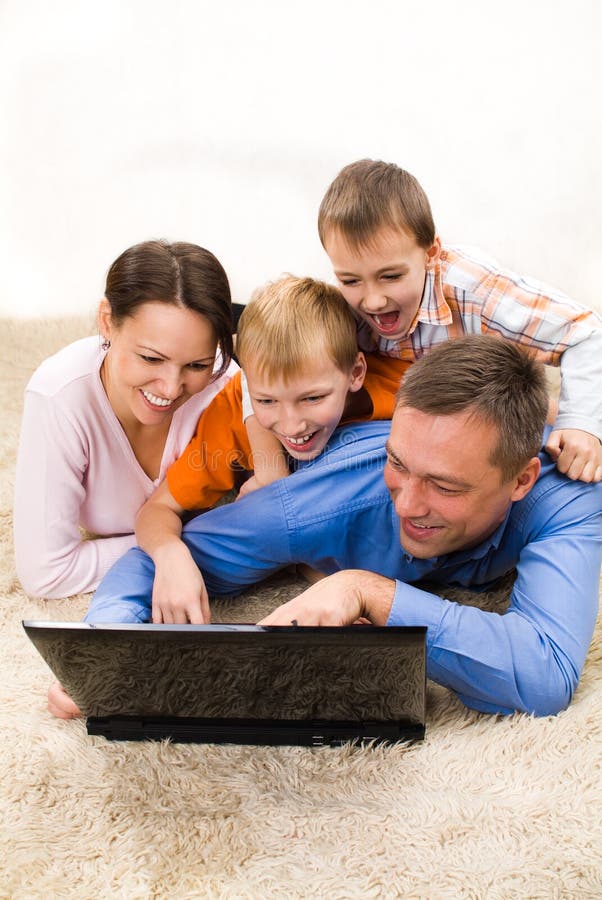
[140,354,161,363]
[187,362,212,371]
[339,279,359,286]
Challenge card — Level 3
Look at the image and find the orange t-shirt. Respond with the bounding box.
[167,354,410,511]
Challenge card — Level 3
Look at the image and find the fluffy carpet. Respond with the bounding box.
[1,317,601,899]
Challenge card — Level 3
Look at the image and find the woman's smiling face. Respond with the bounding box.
[99,299,218,429]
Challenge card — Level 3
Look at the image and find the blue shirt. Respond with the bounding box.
[89,421,602,717]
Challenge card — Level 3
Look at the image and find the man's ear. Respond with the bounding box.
[425,236,442,269]
[97,298,113,342]
[510,457,541,502]
[348,352,367,393]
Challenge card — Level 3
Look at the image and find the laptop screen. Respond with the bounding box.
[23,622,426,745]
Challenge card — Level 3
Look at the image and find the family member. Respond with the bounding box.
[135,274,405,625]
[84,335,602,718]
[247,159,602,488]
[14,240,238,599]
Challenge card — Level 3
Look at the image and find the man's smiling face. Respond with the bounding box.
[384,405,537,558]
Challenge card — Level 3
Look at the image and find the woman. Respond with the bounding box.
[14,240,238,599]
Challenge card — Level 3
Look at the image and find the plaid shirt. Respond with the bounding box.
[356,245,602,440]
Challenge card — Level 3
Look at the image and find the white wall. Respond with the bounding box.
[1,0,600,318]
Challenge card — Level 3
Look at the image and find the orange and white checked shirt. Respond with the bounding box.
[356,245,602,440]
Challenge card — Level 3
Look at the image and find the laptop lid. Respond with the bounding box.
[23,621,427,746]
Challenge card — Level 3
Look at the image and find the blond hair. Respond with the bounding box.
[236,276,358,381]
[318,159,436,251]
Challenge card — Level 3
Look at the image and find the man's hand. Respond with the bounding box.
[545,428,602,483]
[151,543,210,624]
[258,569,396,627]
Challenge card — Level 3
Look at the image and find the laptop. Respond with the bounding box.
[23,621,427,747]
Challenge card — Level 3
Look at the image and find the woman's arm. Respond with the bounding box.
[14,390,136,598]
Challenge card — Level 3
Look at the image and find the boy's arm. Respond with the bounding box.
[544,428,602,483]
[135,481,210,624]
[238,414,289,497]
[469,253,602,482]
[544,337,602,482]
[238,371,289,497]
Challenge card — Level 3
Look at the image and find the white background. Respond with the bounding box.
[1,0,600,318]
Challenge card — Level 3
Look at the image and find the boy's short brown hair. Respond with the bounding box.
[318,159,436,251]
[236,276,359,382]
[396,334,549,481]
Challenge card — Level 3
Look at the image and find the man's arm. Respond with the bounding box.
[86,421,395,623]
[259,465,602,718]
[399,477,602,716]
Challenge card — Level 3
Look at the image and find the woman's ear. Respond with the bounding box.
[348,352,367,393]
[97,298,112,342]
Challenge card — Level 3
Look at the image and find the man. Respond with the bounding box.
[85,335,602,718]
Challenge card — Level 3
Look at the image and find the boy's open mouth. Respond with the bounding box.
[371,311,402,334]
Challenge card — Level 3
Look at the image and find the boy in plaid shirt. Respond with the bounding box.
[248,158,602,488]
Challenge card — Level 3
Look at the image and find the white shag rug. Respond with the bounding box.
[1,317,601,899]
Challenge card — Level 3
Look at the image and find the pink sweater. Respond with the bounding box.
[14,336,238,598]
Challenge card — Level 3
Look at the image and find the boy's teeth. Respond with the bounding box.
[374,312,399,326]
[288,434,313,445]
[142,390,172,407]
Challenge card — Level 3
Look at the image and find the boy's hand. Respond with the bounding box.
[545,428,602,483]
[48,680,81,719]
[151,543,210,624]
[236,473,267,499]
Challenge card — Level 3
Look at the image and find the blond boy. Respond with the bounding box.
[134,275,403,626]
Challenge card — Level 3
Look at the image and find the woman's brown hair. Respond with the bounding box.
[105,240,233,376]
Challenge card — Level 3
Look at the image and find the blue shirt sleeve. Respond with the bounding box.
[182,421,395,595]
[387,474,602,716]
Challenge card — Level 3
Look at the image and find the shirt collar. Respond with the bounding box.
[412,265,454,331]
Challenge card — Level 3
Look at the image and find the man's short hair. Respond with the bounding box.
[318,159,436,251]
[396,335,550,480]
[236,275,359,381]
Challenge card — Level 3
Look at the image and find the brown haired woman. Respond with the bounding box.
[14,240,238,599]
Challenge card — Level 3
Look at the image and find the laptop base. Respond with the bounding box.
[87,715,425,747]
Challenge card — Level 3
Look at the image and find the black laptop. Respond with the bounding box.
[23,621,427,747]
